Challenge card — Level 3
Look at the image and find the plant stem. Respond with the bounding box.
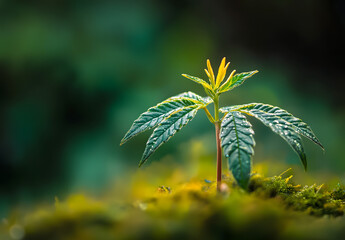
[215,122,222,191]
[213,95,222,191]
[213,95,220,122]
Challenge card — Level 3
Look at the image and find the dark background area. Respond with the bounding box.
[1,0,344,216]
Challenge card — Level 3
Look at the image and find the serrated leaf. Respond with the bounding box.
[182,74,213,90]
[221,112,255,189]
[220,104,245,113]
[140,106,199,166]
[175,91,212,105]
[239,107,307,170]
[221,103,323,150]
[218,70,258,93]
[217,69,236,92]
[248,104,323,149]
[120,92,207,145]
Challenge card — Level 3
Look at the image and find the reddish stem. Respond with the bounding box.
[215,122,222,191]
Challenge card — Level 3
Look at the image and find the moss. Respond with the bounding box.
[249,174,300,197]
[2,171,345,240]
[248,174,344,217]
[331,184,345,200]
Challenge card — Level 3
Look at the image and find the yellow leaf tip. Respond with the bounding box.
[224,62,230,70]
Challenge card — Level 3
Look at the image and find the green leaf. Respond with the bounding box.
[182,74,213,90]
[220,105,245,113]
[221,112,255,189]
[221,103,323,150]
[218,71,258,93]
[120,92,207,145]
[249,104,323,149]
[140,106,199,166]
[238,107,307,170]
[175,91,212,105]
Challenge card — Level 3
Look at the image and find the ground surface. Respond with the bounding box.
[1,165,345,240]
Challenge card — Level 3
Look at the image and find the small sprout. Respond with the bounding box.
[121,57,324,191]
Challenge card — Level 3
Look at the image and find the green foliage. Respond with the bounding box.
[181,74,213,90]
[221,103,324,149]
[121,57,323,189]
[221,112,255,189]
[218,70,258,93]
[140,106,199,166]
[222,104,307,170]
[120,92,211,145]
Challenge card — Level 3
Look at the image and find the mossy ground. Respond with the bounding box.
[1,164,345,240]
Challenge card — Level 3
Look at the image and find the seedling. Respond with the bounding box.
[120,58,323,190]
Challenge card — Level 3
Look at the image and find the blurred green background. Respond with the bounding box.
[1,0,344,217]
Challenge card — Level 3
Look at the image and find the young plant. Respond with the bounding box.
[120,57,324,190]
